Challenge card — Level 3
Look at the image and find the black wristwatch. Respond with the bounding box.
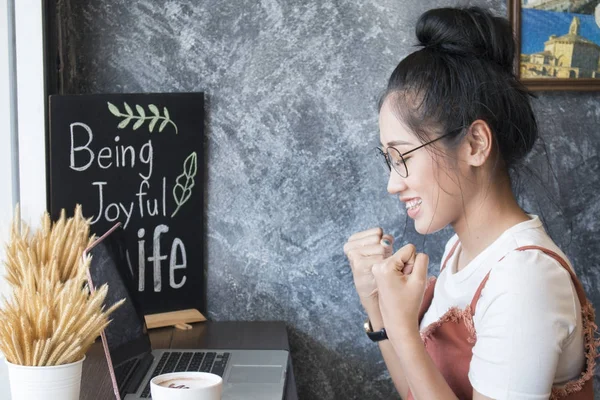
[364,319,388,342]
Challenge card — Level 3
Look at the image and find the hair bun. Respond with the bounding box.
[416,7,515,73]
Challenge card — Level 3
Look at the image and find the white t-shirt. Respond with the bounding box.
[419,215,585,399]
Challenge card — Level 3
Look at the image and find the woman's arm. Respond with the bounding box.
[344,229,412,398]
[387,322,494,400]
[389,328,468,400]
[373,245,459,400]
[363,302,410,399]
[391,328,458,400]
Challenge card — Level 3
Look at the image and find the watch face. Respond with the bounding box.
[364,320,372,333]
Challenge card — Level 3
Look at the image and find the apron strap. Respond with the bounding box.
[440,239,460,273]
[470,245,588,315]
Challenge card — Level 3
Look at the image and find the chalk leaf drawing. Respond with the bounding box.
[171,152,197,217]
[107,101,179,134]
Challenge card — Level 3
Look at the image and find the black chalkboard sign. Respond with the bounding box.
[49,93,205,316]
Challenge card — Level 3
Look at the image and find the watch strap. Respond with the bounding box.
[364,320,388,342]
[367,327,388,342]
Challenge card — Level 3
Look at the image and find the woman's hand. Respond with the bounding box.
[344,228,394,309]
[372,244,429,339]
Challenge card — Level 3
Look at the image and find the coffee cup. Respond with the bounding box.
[150,372,222,400]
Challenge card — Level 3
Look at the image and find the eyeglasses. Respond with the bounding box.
[376,131,456,178]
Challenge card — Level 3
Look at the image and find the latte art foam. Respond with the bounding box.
[151,371,223,400]
[157,377,213,390]
[168,383,190,389]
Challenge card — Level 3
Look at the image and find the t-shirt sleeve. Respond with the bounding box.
[468,250,579,399]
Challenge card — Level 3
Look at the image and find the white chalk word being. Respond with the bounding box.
[69,122,154,180]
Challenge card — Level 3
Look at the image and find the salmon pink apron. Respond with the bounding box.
[407,244,598,400]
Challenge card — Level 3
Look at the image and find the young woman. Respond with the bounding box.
[344,7,598,400]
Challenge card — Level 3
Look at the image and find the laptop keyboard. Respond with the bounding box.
[140,351,231,398]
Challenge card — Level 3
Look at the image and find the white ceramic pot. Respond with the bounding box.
[5,356,85,400]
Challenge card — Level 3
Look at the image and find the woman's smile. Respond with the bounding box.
[403,198,423,218]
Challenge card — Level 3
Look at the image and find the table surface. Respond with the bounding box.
[0,321,298,400]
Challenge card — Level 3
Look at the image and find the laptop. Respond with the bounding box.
[84,223,289,400]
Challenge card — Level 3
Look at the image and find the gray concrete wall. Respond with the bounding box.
[55,0,600,398]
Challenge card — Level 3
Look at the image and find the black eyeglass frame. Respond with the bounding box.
[376,130,458,177]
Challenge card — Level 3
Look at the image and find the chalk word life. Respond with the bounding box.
[133,225,187,292]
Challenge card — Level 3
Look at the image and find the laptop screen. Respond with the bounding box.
[86,225,152,378]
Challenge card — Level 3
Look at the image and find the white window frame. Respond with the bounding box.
[0,0,47,299]
[0,0,18,300]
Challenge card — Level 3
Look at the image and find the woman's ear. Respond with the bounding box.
[464,120,493,167]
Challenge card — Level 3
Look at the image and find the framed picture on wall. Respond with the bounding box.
[509,0,600,90]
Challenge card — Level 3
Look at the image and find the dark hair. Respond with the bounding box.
[380,6,538,172]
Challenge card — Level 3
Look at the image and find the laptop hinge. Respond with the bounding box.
[124,352,154,394]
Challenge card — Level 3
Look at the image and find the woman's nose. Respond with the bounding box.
[387,170,408,194]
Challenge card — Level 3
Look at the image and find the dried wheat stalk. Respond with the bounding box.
[0,205,125,366]
[4,205,95,287]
